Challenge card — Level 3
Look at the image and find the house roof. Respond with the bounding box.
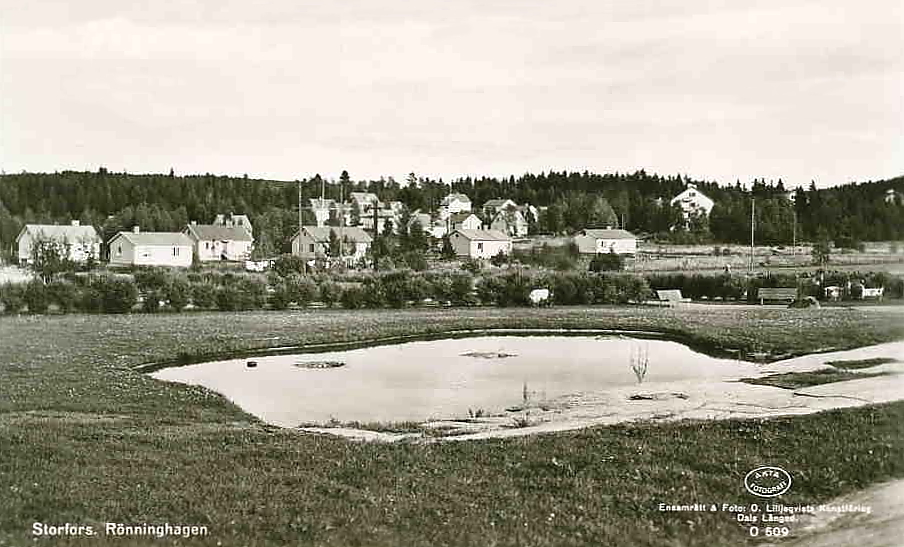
[213,213,251,226]
[449,212,479,223]
[309,198,336,208]
[578,229,636,240]
[185,224,254,242]
[452,229,511,242]
[441,193,471,205]
[483,198,515,210]
[294,226,373,243]
[113,231,194,247]
[350,192,379,204]
[19,224,100,243]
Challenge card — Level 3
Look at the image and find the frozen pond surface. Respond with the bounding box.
[152,335,762,427]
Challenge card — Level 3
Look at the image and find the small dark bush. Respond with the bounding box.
[340,286,366,309]
[318,280,341,307]
[191,282,217,309]
[47,281,80,313]
[0,283,26,313]
[23,281,50,313]
[589,251,624,272]
[165,278,191,312]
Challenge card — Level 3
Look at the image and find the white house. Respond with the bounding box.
[309,198,336,227]
[184,223,254,262]
[16,222,101,265]
[574,228,637,255]
[408,211,447,239]
[439,193,472,219]
[482,199,517,218]
[213,213,253,235]
[670,183,715,220]
[447,212,483,232]
[490,209,529,237]
[885,188,902,205]
[449,229,512,259]
[291,226,372,265]
[349,192,381,216]
[108,228,194,267]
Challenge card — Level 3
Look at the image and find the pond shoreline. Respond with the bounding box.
[135,323,826,374]
[298,341,903,443]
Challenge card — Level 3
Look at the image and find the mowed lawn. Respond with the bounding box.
[1,306,903,546]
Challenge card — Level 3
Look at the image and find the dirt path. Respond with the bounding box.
[763,480,904,547]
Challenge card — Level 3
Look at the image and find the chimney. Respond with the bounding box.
[132,226,140,234]
[71,220,80,226]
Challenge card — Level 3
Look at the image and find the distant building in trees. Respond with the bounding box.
[885,188,902,205]
[408,211,447,239]
[670,183,715,222]
[439,193,472,219]
[308,198,336,227]
[16,222,101,265]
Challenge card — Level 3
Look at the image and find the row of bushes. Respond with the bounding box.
[4,267,902,315]
[646,271,904,301]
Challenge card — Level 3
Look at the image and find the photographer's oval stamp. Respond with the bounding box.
[744,467,792,497]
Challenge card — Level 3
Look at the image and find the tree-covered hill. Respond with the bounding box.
[1,169,901,258]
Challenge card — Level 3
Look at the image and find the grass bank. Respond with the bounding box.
[1,306,903,546]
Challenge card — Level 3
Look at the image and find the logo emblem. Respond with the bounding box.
[744,466,792,497]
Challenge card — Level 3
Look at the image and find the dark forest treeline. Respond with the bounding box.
[1,169,902,255]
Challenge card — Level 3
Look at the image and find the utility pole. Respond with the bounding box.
[792,208,797,257]
[749,197,755,275]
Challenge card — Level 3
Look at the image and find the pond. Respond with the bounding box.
[151,334,760,427]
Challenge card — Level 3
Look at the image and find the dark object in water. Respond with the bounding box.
[629,392,689,401]
[246,361,258,368]
[295,361,345,369]
[460,351,517,359]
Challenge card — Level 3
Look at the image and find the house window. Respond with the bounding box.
[477,242,484,252]
[173,247,180,256]
[117,245,122,256]
[309,244,315,253]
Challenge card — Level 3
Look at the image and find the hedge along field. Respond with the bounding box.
[1,307,903,547]
[1,264,902,315]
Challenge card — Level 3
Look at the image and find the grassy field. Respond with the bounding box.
[1,306,903,546]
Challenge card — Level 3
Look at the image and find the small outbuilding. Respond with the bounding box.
[573,228,637,255]
[449,229,512,259]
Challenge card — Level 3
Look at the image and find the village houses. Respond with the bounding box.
[16,221,102,265]
[449,229,512,259]
[108,227,194,268]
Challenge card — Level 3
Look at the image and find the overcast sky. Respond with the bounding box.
[1,1,901,187]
